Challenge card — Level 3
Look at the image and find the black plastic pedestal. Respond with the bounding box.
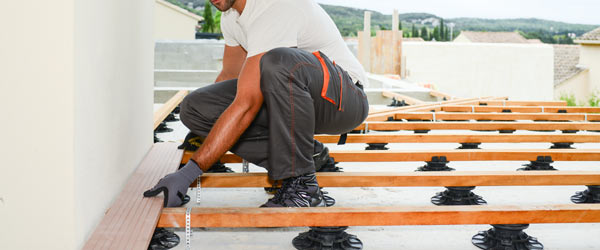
[416,156,454,171]
[571,185,600,203]
[458,143,481,149]
[518,156,557,171]
[155,122,173,133]
[293,227,363,250]
[431,186,487,205]
[550,142,574,149]
[148,228,180,250]
[365,143,389,150]
[472,224,543,250]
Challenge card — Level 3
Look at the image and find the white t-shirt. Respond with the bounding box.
[220,0,369,85]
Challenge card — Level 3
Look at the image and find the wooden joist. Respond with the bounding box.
[197,171,600,188]
[367,97,497,121]
[182,149,600,164]
[477,100,567,106]
[353,121,600,131]
[442,105,600,114]
[83,143,183,250]
[391,112,600,122]
[153,90,188,130]
[157,204,600,228]
[313,134,600,144]
[429,89,456,100]
[382,91,425,105]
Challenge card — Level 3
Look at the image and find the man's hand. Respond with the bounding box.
[143,160,203,207]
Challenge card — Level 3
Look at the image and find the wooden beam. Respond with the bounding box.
[391,112,600,122]
[197,171,600,188]
[382,91,425,105]
[367,97,495,121]
[313,134,600,144]
[153,90,188,130]
[429,89,456,100]
[353,121,600,131]
[478,100,567,106]
[157,204,600,228]
[182,149,600,164]
[83,143,183,250]
[442,105,600,113]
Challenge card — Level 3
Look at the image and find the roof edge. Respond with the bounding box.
[156,0,203,21]
[574,40,600,45]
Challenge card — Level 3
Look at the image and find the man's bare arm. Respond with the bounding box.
[191,52,265,171]
[215,45,247,82]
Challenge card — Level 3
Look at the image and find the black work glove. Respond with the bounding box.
[143,160,203,207]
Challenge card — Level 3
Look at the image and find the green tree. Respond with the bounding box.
[214,10,222,33]
[439,19,445,41]
[420,27,429,40]
[202,1,215,33]
[411,24,419,38]
[398,21,402,31]
[432,26,440,41]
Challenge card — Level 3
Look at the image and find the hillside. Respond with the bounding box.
[320,4,598,39]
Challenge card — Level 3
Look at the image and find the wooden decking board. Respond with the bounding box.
[96,143,174,250]
[157,204,600,228]
[313,134,600,144]
[392,112,600,122]
[442,105,600,113]
[89,147,164,250]
[83,143,182,250]
[353,121,600,131]
[197,171,600,188]
[182,149,600,164]
[153,90,188,130]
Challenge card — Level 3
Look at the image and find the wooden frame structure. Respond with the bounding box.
[84,95,600,249]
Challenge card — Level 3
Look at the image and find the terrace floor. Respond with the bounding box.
[154,105,600,250]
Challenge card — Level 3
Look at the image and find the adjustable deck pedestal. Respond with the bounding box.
[293,227,363,250]
[571,185,600,204]
[431,186,487,205]
[365,143,389,150]
[417,157,486,205]
[518,156,557,171]
[472,224,543,250]
[148,228,180,250]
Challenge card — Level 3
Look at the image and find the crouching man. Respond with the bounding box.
[144,0,369,208]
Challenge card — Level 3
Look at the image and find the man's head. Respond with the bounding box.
[210,0,236,11]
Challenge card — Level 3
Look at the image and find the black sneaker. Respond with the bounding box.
[261,173,326,207]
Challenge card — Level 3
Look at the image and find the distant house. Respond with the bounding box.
[453,31,529,44]
[554,27,600,103]
[155,0,203,40]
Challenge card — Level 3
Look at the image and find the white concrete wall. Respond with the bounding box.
[0,1,76,249]
[74,0,154,249]
[554,70,590,104]
[155,0,200,40]
[579,44,600,93]
[0,1,153,249]
[402,42,554,100]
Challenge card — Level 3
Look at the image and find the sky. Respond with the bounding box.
[315,0,600,25]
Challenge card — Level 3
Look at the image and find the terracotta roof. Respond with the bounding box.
[553,45,584,85]
[527,39,543,44]
[403,37,425,42]
[458,31,529,44]
[577,27,600,42]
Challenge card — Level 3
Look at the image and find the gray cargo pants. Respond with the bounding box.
[179,47,369,180]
